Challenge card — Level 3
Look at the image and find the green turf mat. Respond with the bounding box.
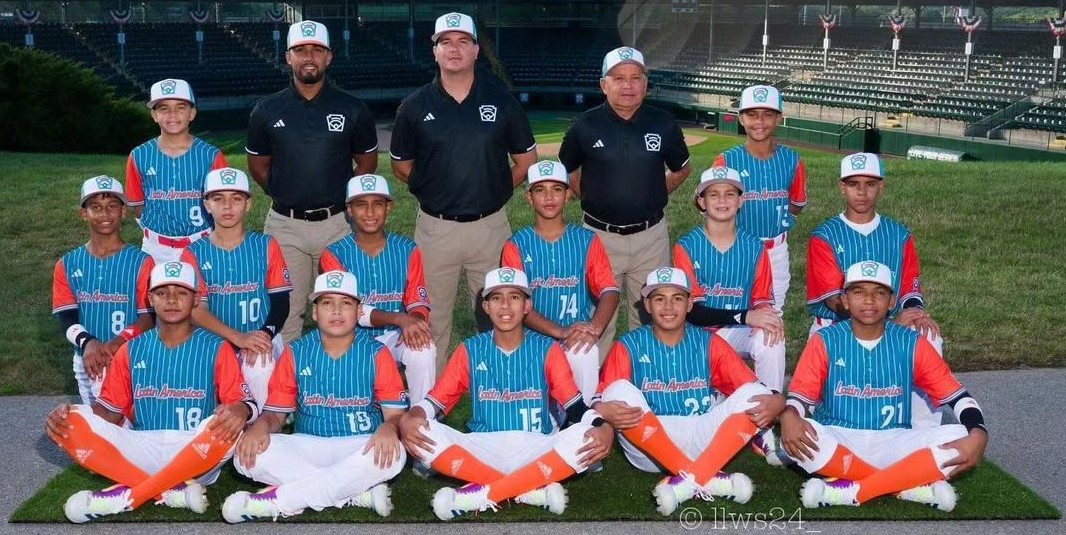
[12,450,1059,523]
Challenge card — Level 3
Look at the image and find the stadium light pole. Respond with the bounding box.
[761,0,769,67]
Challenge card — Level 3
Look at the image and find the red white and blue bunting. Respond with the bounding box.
[109,8,132,25]
[1047,17,1066,38]
[189,9,210,24]
[888,14,906,34]
[819,13,838,30]
[15,9,40,26]
[952,7,982,33]
[265,9,285,23]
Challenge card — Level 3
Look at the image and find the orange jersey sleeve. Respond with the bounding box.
[751,246,774,308]
[788,334,830,406]
[265,238,293,293]
[52,258,77,314]
[135,256,154,313]
[319,248,343,273]
[586,235,618,297]
[124,154,145,206]
[545,342,582,407]
[596,341,634,395]
[374,346,410,409]
[913,337,965,406]
[898,236,924,306]
[211,152,229,170]
[807,236,844,304]
[709,334,758,396]
[712,153,727,167]
[404,247,429,315]
[425,344,471,414]
[97,344,133,419]
[180,249,209,302]
[264,346,298,413]
[789,159,808,207]
[214,342,252,404]
[500,240,522,269]
[672,243,704,301]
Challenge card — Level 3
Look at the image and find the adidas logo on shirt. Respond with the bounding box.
[299,366,312,377]
[476,362,488,372]
[71,269,83,278]
[201,262,212,271]
[739,170,750,178]
[638,354,651,364]
[423,113,436,122]
[693,261,701,270]
[836,245,845,254]
[524,254,533,263]
[146,167,157,176]
[273,119,286,128]
[835,358,847,368]
[133,360,147,370]
[592,139,605,148]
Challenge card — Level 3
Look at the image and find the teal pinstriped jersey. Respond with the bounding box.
[324,233,423,338]
[128,137,221,237]
[466,329,555,434]
[620,326,719,417]
[186,232,288,331]
[510,224,598,326]
[676,227,765,310]
[125,329,222,432]
[719,144,803,239]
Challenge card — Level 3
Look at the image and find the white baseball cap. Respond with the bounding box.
[287,20,330,50]
[641,267,691,298]
[346,174,393,203]
[526,160,569,190]
[602,46,646,77]
[432,12,477,43]
[150,261,198,292]
[482,267,531,297]
[203,168,250,197]
[80,175,127,207]
[844,261,894,291]
[739,85,782,113]
[147,78,195,109]
[840,153,884,180]
[309,270,359,302]
[694,166,744,201]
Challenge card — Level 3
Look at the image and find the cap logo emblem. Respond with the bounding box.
[752,86,769,103]
[300,21,316,37]
[537,162,555,177]
[498,268,516,283]
[479,105,497,122]
[711,167,728,179]
[219,169,238,185]
[360,175,378,191]
[326,273,344,289]
[655,268,674,283]
[164,262,183,277]
[94,176,114,189]
[861,262,879,277]
[445,13,461,28]
[326,114,345,132]
[160,79,177,95]
[644,133,661,152]
[618,47,634,60]
[850,154,868,171]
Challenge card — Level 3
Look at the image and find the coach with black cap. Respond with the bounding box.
[245,20,378,342]
[558,46,692,346]
[389,11,537,366]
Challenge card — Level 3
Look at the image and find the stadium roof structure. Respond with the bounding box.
[32,1,1066,9]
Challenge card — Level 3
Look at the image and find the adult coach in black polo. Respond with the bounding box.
[245,20,378,342]
[558,46,692,349]
[390,12,536,366]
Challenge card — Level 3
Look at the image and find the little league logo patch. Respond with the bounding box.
[479,105,497,122]
[498,268,516,283]
[300,21,317,37]
[850,154,868,171]
[537,162,555,177]
[860,262,879,277]
[160,79,178,95]
[618,47,634,60]
[94,176,114,189]
[326,114,345,132]
[164,262,183,277]
[752,86,769,103]
[655,268,674,283]
[219,169,238,185]
[360,175,378,191]
[710,167,728,179]
[326,273,344,289]
[644,133,661,152]
[445,13,461,28]
[418,287,428,303]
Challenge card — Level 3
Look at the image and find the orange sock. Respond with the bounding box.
[817,445,877,480]
[59,410,150,487]
[621,412,692,475]
[687,413,758,486]
[487,450,575,503]
[127,429,232,508]
[430,445,505,485]
[856,449,943,503]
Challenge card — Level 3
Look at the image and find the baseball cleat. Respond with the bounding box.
[222,487,290,523]
[801,478,860,508]
[345,483,394,517]
[64,485,133,523]
[750,429,787,467]
[157,480,208,513]
[653,471,754,516]
[897,481,957,512]
[514,482,568,515]
[431,483,499,521]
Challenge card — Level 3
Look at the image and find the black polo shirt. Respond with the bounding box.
[390,75,536,216]
[246,81,377,212]
[558,103,689,226]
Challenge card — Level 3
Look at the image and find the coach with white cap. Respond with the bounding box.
[390,12,536,367]
[246,20,379,343]
[558,46,692,349]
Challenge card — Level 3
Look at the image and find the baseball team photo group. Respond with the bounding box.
[2,0,1064,530]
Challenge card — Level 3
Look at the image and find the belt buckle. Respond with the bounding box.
[305,206,332,220]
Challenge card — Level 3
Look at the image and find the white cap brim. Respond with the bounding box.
[481,284,532,298]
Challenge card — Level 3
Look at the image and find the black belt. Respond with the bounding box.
[584,212,663,236]
[272,204,345,222]
[421,207,495,223]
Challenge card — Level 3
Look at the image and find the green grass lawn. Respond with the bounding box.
[3,118,1064,395]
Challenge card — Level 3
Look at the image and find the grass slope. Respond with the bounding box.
[3,117,1064,394]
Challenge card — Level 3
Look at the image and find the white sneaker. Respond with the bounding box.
[64,485,133,523]
[801,478,860,508]
[898,481,957,512]
[431,484,498,521]
[345,484,394,517]
[653,472,753,516]
[514,482,568,514]
[222,487,284,523]
[157,480,208,514]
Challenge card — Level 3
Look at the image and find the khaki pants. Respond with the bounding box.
[586,217,670,360]
[264,209,351,342]
[415,208,510,373]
